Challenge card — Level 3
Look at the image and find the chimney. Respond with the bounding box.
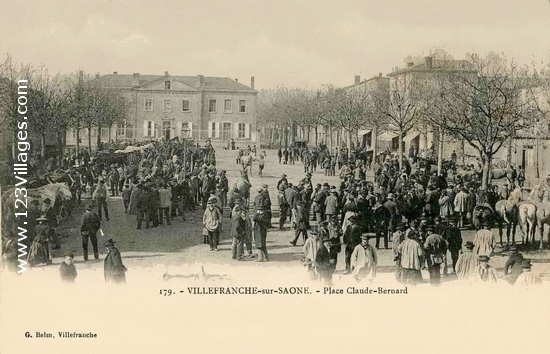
[235,78,238,82]
[113,71,118,75]
[354,75,361,84]
[250,76,255,89]
[425,56,433,69]
[406,62,414,67]
[133,73,140,86]
[164,71,169,76]
[379,73,382,77]
[197,75,204,87]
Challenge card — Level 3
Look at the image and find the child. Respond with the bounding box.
[59,253,77,283]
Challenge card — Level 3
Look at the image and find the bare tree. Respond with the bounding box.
[384,88,420,170]
[431,52,535,189]
[325,88,370,158]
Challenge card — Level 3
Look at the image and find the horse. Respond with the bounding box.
[233,170,252,206]
[240,154,254,176]
[494,194,520,246]
[517,188,538,247]
[490,168,516,184]
[531,186,550,249]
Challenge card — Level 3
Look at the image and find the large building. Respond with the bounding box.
[65,72,258,148]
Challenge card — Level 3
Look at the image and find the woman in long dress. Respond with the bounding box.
[27,216,52,267]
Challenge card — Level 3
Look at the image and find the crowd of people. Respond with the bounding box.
[2,137,549,289]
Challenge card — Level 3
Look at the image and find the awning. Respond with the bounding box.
[404,132,420,142]
[378,131,398,141]
[358,129,372,136]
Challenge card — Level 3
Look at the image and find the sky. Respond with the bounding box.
[1,0,550,90]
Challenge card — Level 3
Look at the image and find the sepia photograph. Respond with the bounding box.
[1,1,549,353]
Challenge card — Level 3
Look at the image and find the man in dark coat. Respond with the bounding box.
[103,238,127,284]
[136,185,151,230]
[253,205,270,262]
[315,236,338,285]
[343,215,362,274]
[442,219,462,275]
[80,204,101,261]
[381,193,398,249]
[231,206,247,260]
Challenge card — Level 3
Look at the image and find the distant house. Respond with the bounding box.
[65,72,258,148]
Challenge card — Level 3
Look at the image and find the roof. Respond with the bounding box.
[94,74,257,92]
[388,59,476,76]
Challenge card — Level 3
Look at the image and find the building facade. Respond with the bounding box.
[65,72,258,148]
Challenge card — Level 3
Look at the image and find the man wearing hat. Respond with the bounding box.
[276,174,288,191]
[278,187,289,230]
[397,228,425,285]
[343,215,362,274]
[381,193,398,249]
[203,196,223,251]
[455,241,478,281]
[351,234,378,282]
[291,200,309,246]
[80,204,101,261]
[423,228,448,286]
[303,230,321,280]
[253,203,270,262]
[503,246,524,285]
[473,222,495,257]
[231,205,247,260]
[315,235,338,285]
[442,218,462,276]
[103,239,127,284]
[392,222,407,282]
[472,255,497,284]
[514,260,542,286]
[92,179,110,221]
[255,184,272,227]
[284,183,297,228]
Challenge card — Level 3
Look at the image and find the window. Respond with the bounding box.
[181,122,192,138]
[211,122,217,138]
[181,99,190,112]
[165,81,171,90]
[162,121,172,140]
[101,127,109,140]
[144,98,153,111]
[208,99,217,112]
[224,99,232,113]
[238,123,246,138]
[239,100,247,113]
[163,99,172,112]
[117,122,126,137]
[146,121,154,137]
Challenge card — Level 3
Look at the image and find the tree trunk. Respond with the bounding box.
[40,133,46,158]
[88,127,92,152]
[96,125,102,149]
[506,136,513,164]
[372,126,378,164]
[398,128,404,170]
[461,139,465,166]
[76,128,80,154]
[481,151,492,190]
[328,126,333,153]
[346,127,351,161]
[437,130,444,175]
[314,126,318,147]
[535,136,540,179]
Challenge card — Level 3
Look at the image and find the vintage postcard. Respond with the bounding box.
[1,1,549,353]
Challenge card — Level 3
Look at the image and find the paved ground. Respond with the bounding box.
[34,148,550,285]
